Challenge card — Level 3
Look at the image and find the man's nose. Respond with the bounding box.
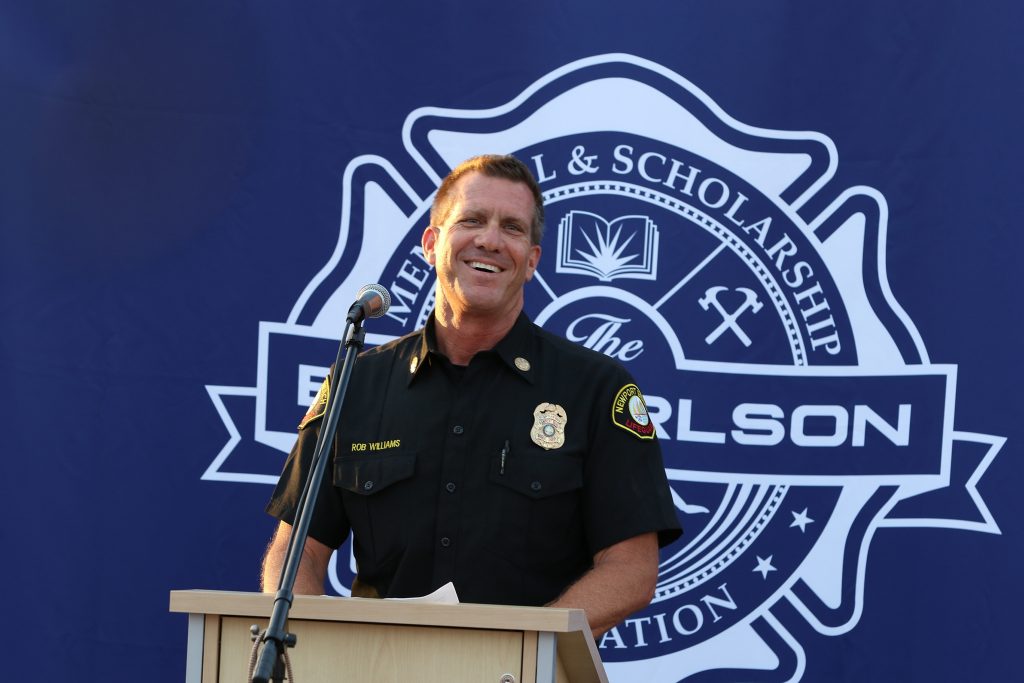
[474,221,503,250]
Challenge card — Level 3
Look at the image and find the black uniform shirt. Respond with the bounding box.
[266,312,681,606]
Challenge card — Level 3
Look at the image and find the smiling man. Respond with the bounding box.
[261,155,681,636]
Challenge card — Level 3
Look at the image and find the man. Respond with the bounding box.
[262,154,681,636]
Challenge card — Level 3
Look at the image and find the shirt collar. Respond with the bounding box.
[491,312,537,384]
[406,311,537,386]
[405,317,434,386]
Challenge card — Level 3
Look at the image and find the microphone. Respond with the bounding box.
[346,283,391,323]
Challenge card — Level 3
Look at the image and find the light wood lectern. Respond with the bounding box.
[169,590,609,683]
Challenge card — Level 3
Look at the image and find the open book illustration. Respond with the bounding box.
[556,210,660,282]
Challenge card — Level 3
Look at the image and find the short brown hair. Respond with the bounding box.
[430,154,545,244]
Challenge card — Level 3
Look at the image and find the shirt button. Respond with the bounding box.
[445,482,456,493]
[452,425,464,435]
[363,481,374,491]
[530,481,542,492]
[440,536,451,547]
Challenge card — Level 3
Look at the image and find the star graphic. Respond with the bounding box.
[753,555,777,579]
[790,508,814,532]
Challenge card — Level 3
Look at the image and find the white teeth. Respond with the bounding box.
[468,261,501,273]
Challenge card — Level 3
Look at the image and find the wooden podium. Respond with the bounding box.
[169,590,609,683]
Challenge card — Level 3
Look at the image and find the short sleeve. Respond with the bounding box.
[265,419,351,549]
[581,364,682,555]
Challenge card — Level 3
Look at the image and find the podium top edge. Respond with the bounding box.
[169,589,588,633]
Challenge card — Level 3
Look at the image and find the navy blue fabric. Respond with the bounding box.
[1,2,1020,681]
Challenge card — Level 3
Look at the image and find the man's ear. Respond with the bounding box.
[422,225,438,266]
[525,244,541,281]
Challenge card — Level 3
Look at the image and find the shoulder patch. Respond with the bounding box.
[611,383,656,440]
[298,375,331,430]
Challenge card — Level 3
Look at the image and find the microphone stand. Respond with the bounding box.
[251,317,367,683]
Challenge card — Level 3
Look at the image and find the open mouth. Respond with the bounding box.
[467,261,502,273]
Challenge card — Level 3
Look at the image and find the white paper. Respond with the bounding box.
[385,581,460,604]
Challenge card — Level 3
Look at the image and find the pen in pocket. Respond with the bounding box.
[500,439,509,475]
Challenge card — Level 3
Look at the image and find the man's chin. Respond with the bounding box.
[456,293,522,318]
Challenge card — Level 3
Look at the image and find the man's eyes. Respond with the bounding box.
[456,217,525,233]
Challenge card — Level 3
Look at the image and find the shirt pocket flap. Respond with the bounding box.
[335,452,416,495]
[490,452,584,499]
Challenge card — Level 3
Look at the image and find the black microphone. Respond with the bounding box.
[346,283,391,323]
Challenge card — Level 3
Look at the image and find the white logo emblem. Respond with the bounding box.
[204,54,1004,682]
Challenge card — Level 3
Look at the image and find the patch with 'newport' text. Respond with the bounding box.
[612,384,655,439]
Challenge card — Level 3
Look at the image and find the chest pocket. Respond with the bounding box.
[486,449,587,571]
[489,451,584,498]
[334,451,418,573]
[335,452,416,495]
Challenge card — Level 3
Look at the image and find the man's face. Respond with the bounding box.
[422,172,542,321]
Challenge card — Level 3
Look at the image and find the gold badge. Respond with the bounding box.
[409,356,419,374]
[514,357,531,372]
[531,402,567,450]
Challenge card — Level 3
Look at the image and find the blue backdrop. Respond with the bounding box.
[2,2,1021,682]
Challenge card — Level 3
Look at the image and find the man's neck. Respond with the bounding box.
[433,302,520,366]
